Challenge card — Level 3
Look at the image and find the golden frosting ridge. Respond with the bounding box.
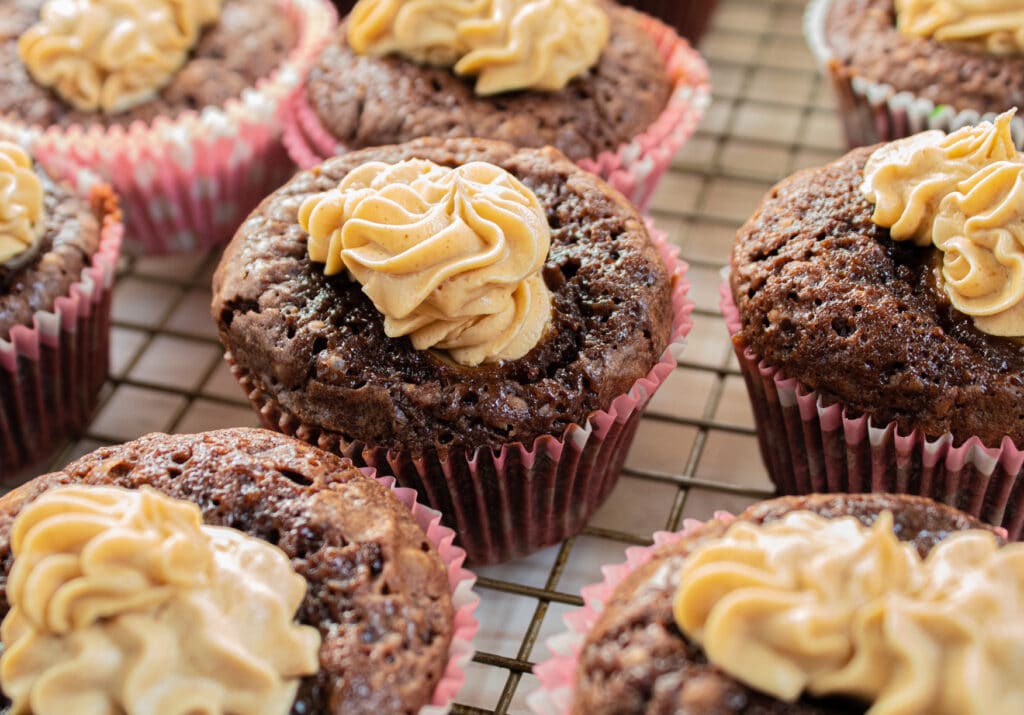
[897,0,1024,55]
[673,511,1024,714]
[18,0,222,115]
[299,158,553,366]
[0,142,45,265]
[0,485,321,715]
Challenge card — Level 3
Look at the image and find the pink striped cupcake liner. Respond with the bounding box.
[283,13,710,212]
[720,279,1024,541]
[0,181,124,484]
[804,0,1024,151]
[371,471,479,713]
[227,224,693,565]
[16,0,338,255]
[528,513,735,714]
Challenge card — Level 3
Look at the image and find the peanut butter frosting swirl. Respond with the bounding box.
[0,486,321,715]
[673,511,1024,714]
[346,0,610,94]
[0,143,45,265]
[897,0,1024,55]
[300,158,552,366]
[861,112,1019,245]
[18,0,222,115]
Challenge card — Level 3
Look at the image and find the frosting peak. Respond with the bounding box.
[346,0,610,94]
[0,143,45,266]
[18,0,223,114]
[673,511,1024,714]
[0,486,321,715]
[897,0,1024,55]
[299,158,553,366]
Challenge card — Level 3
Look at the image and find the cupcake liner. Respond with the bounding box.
[283,14,710,212]
[0,182,124,485]
[370,470,479,713]
[528,513,736,715]
[619,0,719,44]
[804,0,1024,150]
[226,223,693,565]
[17,0,338,255]
[720,279,1024,541]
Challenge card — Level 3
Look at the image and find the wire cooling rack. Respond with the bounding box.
[37,0,848,710]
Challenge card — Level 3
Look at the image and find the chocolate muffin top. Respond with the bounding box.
[574,493,1000,714]
[825,0,1024,114]
[0,428,454,715]
[0,164,100,340]
[730,145,1024,447]
[212,137,674,454]
[0,0,296,128]
[304,2,672,162]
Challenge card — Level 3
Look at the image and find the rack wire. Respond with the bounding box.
[38,0,847,710]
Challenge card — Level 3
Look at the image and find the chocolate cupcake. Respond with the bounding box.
[725,113,1024,539]
[0,141,122,484]
[284,0,709,210]
[806,0,1024,149]
[619,0,718,43]
[212,136,691,564]
[0,0,336,254]
[531,493,1015,714]
[0,428,478,713]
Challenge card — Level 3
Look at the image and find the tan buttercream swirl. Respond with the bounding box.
[0,143,45,265]
[673,511,1024,714]
[0,486,321,715]
[453,0,610,95]
[18,0,222,115]
[897,0,1024,55]
[299,158,552,366]
[346,0,609,94]
[861,111,1019,245]
[931,160,1024,336]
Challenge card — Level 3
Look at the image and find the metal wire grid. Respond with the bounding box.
[34,0,848,710]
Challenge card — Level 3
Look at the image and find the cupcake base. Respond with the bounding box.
[804,0,1024,150]
[0,185,123,484]
[226,225,693,565]
[721,280,1024,540]
[283,13,709,212]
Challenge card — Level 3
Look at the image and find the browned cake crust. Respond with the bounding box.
[304,2,672,162]
[0,0,297,128]
[729,146,1024,447]
[0,165,100,339]
[574,493,999,714]
[0,428,454,715]
[212,137,673,454]
[825,0,1024,114]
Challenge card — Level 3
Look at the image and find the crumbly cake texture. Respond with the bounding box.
[0,0,297,128]
[212,137,673,454]
[0,165,99,340]
[304,2,672,162]
[825,0,1024,114]
[0,429,455,715]
[730,145,1024,447]
[574,493,998,714]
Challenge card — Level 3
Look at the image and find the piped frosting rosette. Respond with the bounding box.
[9,0,337,255]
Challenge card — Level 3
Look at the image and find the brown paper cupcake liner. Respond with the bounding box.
[0,185,123,484]
[225,226,692,565]
[721,280,1024,540]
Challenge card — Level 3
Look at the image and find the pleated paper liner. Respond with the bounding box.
[283,11,710,212]
[804,0,1024,151]
[369,471,479,714]
[227,225,693,565]
[0,184,123,484]
[22,0,337,255]
[721,280,1024,540]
